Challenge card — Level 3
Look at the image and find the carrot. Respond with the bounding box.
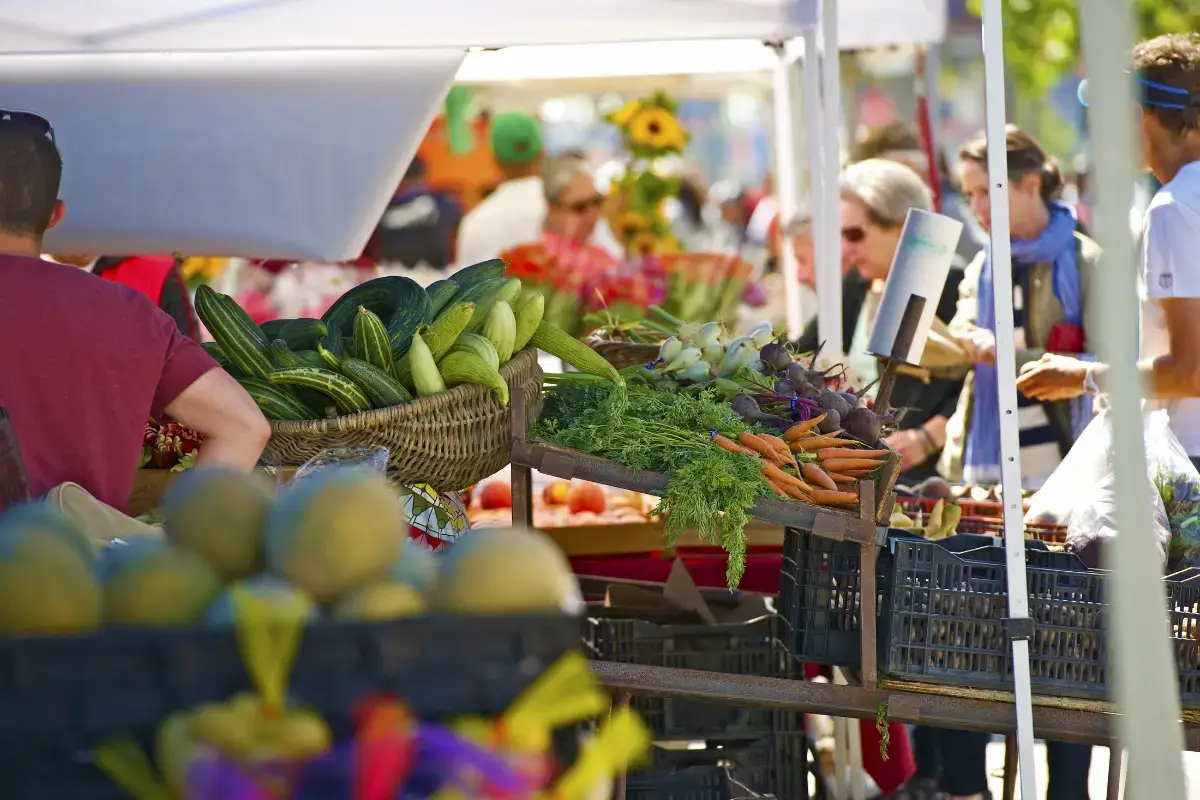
[822,458,885,472]
[710,432,745,456]
[816,448,889,461]
[762,433,801,470]
[827,472,857,485]
[842,469,870,477]
[791,436,848,452]
[761,461,813,492]
[763,477,787,497]
[780,482,810,501]
[808,488,860,507]
[740,432,787,464]
[801,463,838,491]
[783,414,826,441]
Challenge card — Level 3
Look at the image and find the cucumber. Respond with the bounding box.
[267,368,373,415]
[269,339,305,370]
[451,332,500,371]
[278,318,328,350]
[408,332,445,398]
[316,342,344,373]
[512,293,545,352]
[195,285,272,379]
[439,351,509,407]
[237,378,314,421]
[449,258,507,291]
[200,341,240,374]
[342,358,413,409]
[260,319,293,340]
[321,276,429,341]
[353,306,394,374]
[324,330,348,360]
[425,280,460,320]
[530,321,624,385]
[385,284,432,358]
[392,301,475,388]
[459,277,523,335]
[293,350,327,369]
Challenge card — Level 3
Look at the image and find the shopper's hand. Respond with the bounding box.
[884,429,927,471]
[1016,353,1088,401]
[957,328,996,365]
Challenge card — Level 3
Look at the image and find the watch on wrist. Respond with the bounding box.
[915,427,937,457]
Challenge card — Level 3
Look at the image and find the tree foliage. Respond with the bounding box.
[966,0,1198,102]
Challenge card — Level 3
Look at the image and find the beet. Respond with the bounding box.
[843,407,882,442]
[759,342,792,372]
[816,409,842,434]
[731,394,762,421]
[805,370,828,391]
[840,392,859,407]
[817,390,854,417]
[785,362,809,385]
[773,379,796,396]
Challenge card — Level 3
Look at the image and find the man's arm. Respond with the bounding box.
[165,368,271,470]
[1096,297,1200,398]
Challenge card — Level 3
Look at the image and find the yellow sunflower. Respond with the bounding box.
[627,107,687,151]
[608,99,642,127]
[617,210,652,239]
[631,232,660,256]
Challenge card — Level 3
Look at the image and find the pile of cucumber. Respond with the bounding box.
[197,259,623,421]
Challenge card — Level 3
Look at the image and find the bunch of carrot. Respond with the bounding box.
[709,412,890,511]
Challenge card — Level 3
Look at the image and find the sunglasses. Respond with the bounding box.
[559,195,604,215]
[0,110,54,142]
[842,225,867,244]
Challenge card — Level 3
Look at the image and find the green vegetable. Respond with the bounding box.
[439,351,508,406]
[267,367,372,415]
[449,258,507,290]
[408,331,445,398]
[237,378,314,421]
[512,293,545,352]
[393,301,475,388]
[529,321,624,385]
[341,358,413,408]
[481,300,516,364]
[269,339,305,369]
[425,279,460,320]
[352,306,394,374]
[278,318,328,350]
[195,286,272,379]
[535,383,763,587]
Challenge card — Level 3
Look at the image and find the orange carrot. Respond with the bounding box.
[761,461,813,492]
[801,463,838,491]
[816,448,889,460]
[783,414,827,441]
[842,469,870,477]
[762,433,800,470]
[791,436,848,452]
[808,488,860,507]
[763,477,787,497]
[710,432,748,456]
[827,472,857,485]
[780,482,810,501]
[740,432,786,464]
[822,458,885,472]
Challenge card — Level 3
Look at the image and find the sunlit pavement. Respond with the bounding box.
[984,740,1200,798]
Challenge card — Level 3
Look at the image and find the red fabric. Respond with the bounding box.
[96,255,175,304]
[1046,321,1085,354]
[0,256,217,511]
[572,554,916,794]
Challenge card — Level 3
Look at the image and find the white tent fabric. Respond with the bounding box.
[7,49,464,259]
[0,0,943,53]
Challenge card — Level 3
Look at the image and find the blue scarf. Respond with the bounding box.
[964,202,1083,472]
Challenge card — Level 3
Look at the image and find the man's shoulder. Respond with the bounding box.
[11,255,163,313]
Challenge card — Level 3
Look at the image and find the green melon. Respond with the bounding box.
[164,467,275,579]
[264,469,401,602]
[429,526,582,615]
[98,538,222,627]
[388,538,438,593]
[334,581,425,621]
[0,501,96,567]
[0,508,102,635]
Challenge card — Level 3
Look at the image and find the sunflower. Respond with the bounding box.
[617,210,653,239]
[607,99,641,127]
[627,107,688,152]
[631,231,661,256]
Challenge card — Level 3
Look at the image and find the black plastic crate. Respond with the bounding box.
[587,617,798,740]
[0,615,580,800]
[627,732,809,800]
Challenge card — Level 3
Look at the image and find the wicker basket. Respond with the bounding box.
[588,339,660,371]
[262,347,543,492]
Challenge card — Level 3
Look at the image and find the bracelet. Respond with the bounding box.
[914,427,937,457]
[1083,363,1100,396]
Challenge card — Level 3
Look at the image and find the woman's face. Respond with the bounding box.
[545,173,603,244]
[957,158,1043,236]
[840,197,900,281]
[790,228,815,288]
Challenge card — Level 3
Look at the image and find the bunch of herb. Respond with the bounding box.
[535,383,767,587]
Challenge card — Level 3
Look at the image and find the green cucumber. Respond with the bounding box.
[293,350,327,369]
[449,259,507,291]
[237,378,314,421]
[195,285,272,379]
[267,368,372,415]
[278,318,328,350]
[321,276,429,339]
[342,358,413,409]
[352,306,394,374]
[425,279,460,320]
[260,319,293,340]
[324,330,348,360]
[200,342,239,375]
[269,339,305,370]
[316,343,344,373]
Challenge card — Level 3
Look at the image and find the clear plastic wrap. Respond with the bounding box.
[291,445,390,484]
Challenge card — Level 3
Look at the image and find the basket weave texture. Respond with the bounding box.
[588,339,660,371]
[263,347,543,492]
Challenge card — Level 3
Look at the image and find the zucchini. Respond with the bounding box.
[269,339,305,370]
[451,333,500,371]
[237,378,314,421]
[316,343,344,373]
[385,284,432,359]
[482,300,517,364]
[260,319,293,340]
[408,332,445,398]
[342,358,413,409]
[279,318,328,350]
[460,277,522,335]
[195,285,272,379]
[267,368,372,415]
[512,293,545,352]
[321,276,429,339]
[294,350,327,370]
[449,258,507,291]
[530,321,625,385]
[352,306,394,374]
[425,280,460,320]
[324,330,348,360]
[438,351,509,407]
[392,301,475,388]
[200,341,240,375]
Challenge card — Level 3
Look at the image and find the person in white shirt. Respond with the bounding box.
[1018,33,1200,468]
[455,112,546,266]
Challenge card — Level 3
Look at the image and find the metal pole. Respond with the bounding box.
[1078,2,1187,796]
[818,0,843,356]
[802,25,827,350]
[978,1,1038,795]
[772,42,805,340]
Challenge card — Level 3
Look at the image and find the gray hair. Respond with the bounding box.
[542,153,593,204]
[840,158,932,227]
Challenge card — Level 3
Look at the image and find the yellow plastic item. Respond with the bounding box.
[543,707,651,800]
[231,583,308,715]
[93,737,172,800]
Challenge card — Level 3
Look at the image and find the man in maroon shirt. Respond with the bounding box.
[0,112,270,512]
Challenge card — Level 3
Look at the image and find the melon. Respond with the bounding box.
[99,538,222,627]
[334,582,425,621]
[0,510,102,635]
[264,469,401,602]
[0,501,96,567]
[204,576,316,626]
[388,538,438,593]
[429,526,582,615]
[164,467,275,579]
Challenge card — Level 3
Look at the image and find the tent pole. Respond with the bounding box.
[802,25,827,350]
[978,1,1038,795]
[1078,2,1187,795]
[818,0,843,357]
[772,41,804,340]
